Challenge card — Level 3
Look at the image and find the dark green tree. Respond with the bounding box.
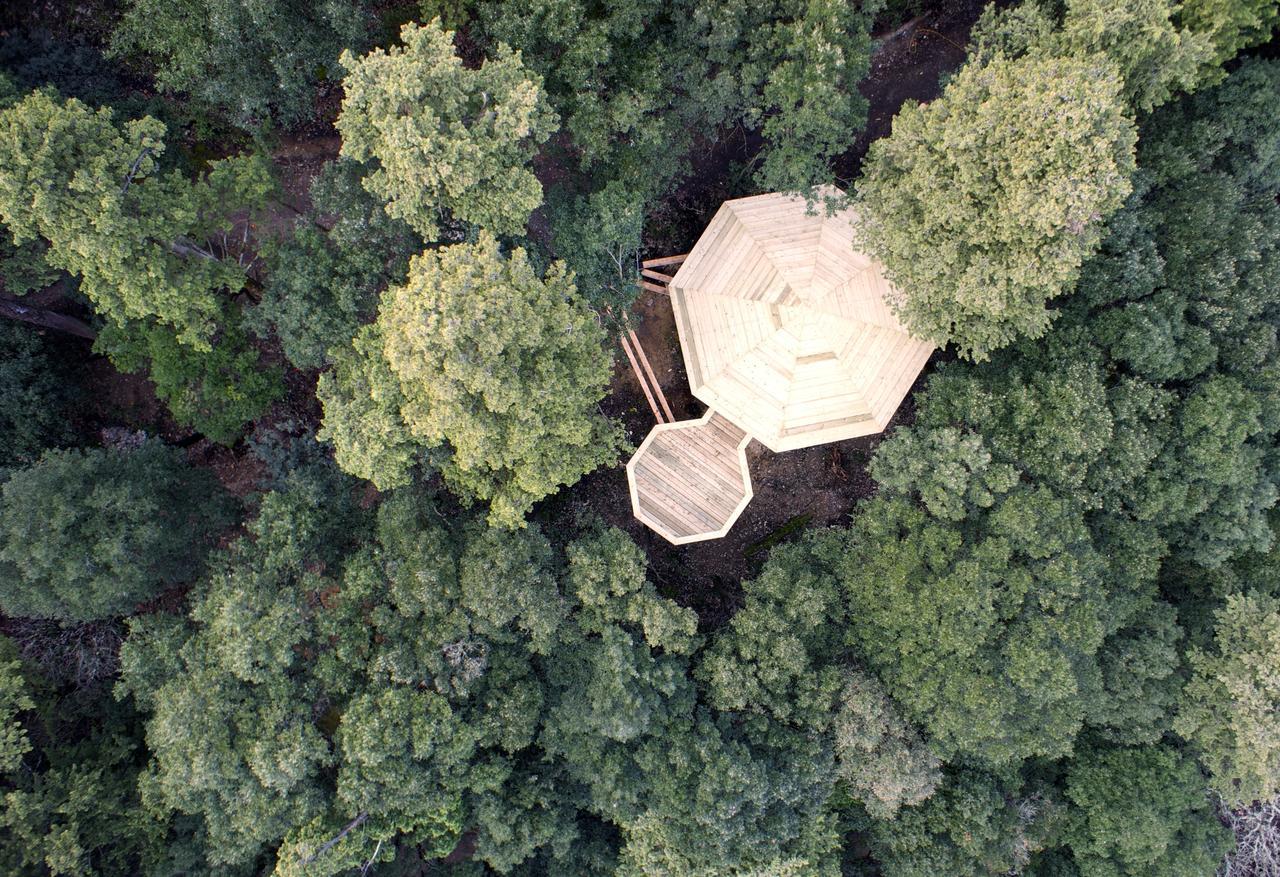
[250,159,420,371]
[0,442,234,622]
[110,0,371,129]
[1061,744,1232,876]
[0,322,76,466]
[96,313,283,445]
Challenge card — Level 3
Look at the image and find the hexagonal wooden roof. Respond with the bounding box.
[669,187,933,452]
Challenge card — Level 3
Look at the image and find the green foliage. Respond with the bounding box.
[0,322,76,466]
[868,768,1054,876]
[614,714,842,876]
[0,644,202,877]
[0,228,57,297]
[320,233,623,527]
[97,314,283,444]
[251,159,420,370]
[0,89,273,350]
[110,0,371,129]
[119,472,716,874]
[818,490,1145,765]
[316,323,419,489]
[698,541,848,730]
[0,638,32,774]
[252,224,380,370]
[832,669,941,819]
[545,180,645,311]
[971,0,1215,113]
[1087,601,1185,745]
[1175,592,1280,808]
[1180,0,1280,68]
[871,426,1019,522]
[336,20,557,240]
[856,51,1136,360]
[749,0,879,192]
[0,442,234,622]
[1062,744,1232,876]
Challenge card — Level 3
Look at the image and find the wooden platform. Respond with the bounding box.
[668,187,934,452]
[626,410,753,545]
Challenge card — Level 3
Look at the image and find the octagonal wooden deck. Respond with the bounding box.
[626,410,753,544]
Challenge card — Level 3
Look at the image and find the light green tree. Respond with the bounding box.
[336,20,557,240]
[319,234,623,527]
[1175,592,1280,808]
[1180,0,1280,68]
[0,89,272,350]
[0,639,32,774]
[970,0,1216,113]
[833,669,941,819]
[856,51,1136,360]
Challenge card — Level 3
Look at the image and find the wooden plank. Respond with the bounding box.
[619,333,666,424]
[641,268,674,283]
[642,254,688,268]
[635,280,670,295]
[626,327,674,423]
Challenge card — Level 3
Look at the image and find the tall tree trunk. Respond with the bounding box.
[0,294,96,340]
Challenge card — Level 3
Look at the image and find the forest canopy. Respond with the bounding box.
[0,0,1278,875]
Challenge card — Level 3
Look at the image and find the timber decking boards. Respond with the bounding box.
[668,186,934,453]
[626,411,754,545]
[626,187,935,545]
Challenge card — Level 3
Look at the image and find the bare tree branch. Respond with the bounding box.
[299,812,369,867]
[121,147,156,196]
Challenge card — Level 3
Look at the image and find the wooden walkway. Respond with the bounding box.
[626,410,753,544]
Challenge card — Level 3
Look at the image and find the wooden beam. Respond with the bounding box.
[619,332,666,424]
[642,254,688,268]
[640,268,674,283]
[635,280,669,295]
[627,326,673,422]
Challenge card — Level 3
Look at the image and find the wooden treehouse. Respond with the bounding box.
[623,187,933,545]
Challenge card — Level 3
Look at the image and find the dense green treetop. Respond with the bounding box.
[0,442,234,622]
[0,322,77,467]
[856,50,1136,360]
[0,89,272,350]
[0,639,32,775]
[970,0,1215,113]
[1061,744,1232,876]
[110,0,371,129]
[1179,0,1280,68]
[336,20,557,240]
[867,767,1056,877]
[251,158,421,371]
[95,313,284,445]
[815,489,1156,765]
[1174,591,1280,808]
[121,472,844,874]
[319,233,623,527]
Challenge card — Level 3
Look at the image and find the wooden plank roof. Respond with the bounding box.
[669,187,934,452]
